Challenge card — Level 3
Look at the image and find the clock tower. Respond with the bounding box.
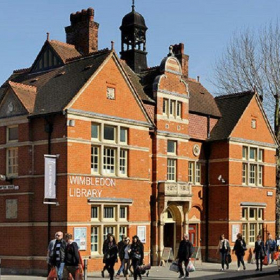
[120,1,148,73]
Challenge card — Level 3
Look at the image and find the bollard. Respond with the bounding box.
[84,259,88,280]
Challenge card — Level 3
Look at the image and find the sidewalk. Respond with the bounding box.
[0,262,279,279]
[88,261,279,279]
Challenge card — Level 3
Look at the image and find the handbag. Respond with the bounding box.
[74,264,83,280]
[186,260,195,272]
[226,254,232,264]
[262,255,268,265]
[274,252,280,260]
[169,261,179,273]
[133,253,141,260]
[47,267,57,280]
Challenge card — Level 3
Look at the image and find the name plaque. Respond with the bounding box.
[0,185,19,191]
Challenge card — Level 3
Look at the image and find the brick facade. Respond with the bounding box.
[0,5,277,276]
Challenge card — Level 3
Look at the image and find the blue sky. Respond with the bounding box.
[0,0,279,94]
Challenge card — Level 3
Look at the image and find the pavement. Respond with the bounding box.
[0,261,279,279]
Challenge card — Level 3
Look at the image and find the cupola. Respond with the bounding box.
[120,1,148,73]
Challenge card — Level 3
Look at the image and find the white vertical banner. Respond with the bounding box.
[44,155,57,199]
[137,226,146,243]
[232,224,240,242]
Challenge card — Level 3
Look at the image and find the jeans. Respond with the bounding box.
[267,251,274,264]
[178,258,190,277]
[55,262,65,280]
[220,252,229,269]
[117,259,124,275]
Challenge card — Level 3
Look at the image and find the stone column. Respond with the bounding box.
[158,220,165,263]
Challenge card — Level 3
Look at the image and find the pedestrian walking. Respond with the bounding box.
[63,233,81,279]
[116,235,126,278]
[103,234,118,280]
[130,235,144,280]
[216,234,230,271]
[47,233,57,265]
[49,231,66,280]
[177,233,194,278]
[265,234,276,264]
[253,235,265,271]
[232,233,246,271]
[122,237,132,280]
[102,233,111,277]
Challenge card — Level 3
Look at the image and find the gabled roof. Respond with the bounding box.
[3,49,111,116]
[8,81,37,113]
[209,91,255,141]
[30,40,82,73]
[49,40,81,63]
[121,62,155,103]
[186,78,221,118]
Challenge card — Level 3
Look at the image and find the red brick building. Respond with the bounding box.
[0,5,277,275]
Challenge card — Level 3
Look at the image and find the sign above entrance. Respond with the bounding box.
[159,182,192,197]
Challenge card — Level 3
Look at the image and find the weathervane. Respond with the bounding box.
[132,0,135,11]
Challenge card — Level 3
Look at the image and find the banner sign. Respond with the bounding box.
[232,224,240,242]
[137,226,146,243]
[44,155,57,199]
[74,227,87,250]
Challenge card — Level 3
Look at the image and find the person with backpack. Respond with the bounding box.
[63,233,81,279]
[265,234,276,264]
[232,233,246,271]
[177,234,194,278]
[216,234,231,271]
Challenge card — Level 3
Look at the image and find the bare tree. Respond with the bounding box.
[212,22,280,237]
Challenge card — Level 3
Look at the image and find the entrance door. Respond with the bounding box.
[189,224,197,247]
[164,223,174,251]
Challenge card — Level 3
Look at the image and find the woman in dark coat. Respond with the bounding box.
[130,235,144,280]
[232,233,246,271]
[102,234,118,280]
[254,235,265,271]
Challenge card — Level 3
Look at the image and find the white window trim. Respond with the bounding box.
[6,147,18,177]
[6,125,18,143]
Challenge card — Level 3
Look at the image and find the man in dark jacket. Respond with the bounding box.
[177,234,194,278]
[63,233,80,279]
[50,231,66,280]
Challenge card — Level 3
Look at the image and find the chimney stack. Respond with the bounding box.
[172,43,189,78]
[65,8,99,55]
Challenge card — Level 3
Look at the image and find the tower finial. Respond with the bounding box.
[132,0,135,11]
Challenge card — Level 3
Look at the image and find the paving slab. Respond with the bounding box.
[0,262,279,279]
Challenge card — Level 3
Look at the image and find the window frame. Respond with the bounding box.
[103,206,116,221]
[167,140,177,155]
[91,226,99,253]
[91,123,100,140]
[7,126,18,143]
[167,159,176,182]
[103,125,116,143]
[6,147,18,177]
[119,149,128,176]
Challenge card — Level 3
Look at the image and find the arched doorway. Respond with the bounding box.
[163,209,176,252]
